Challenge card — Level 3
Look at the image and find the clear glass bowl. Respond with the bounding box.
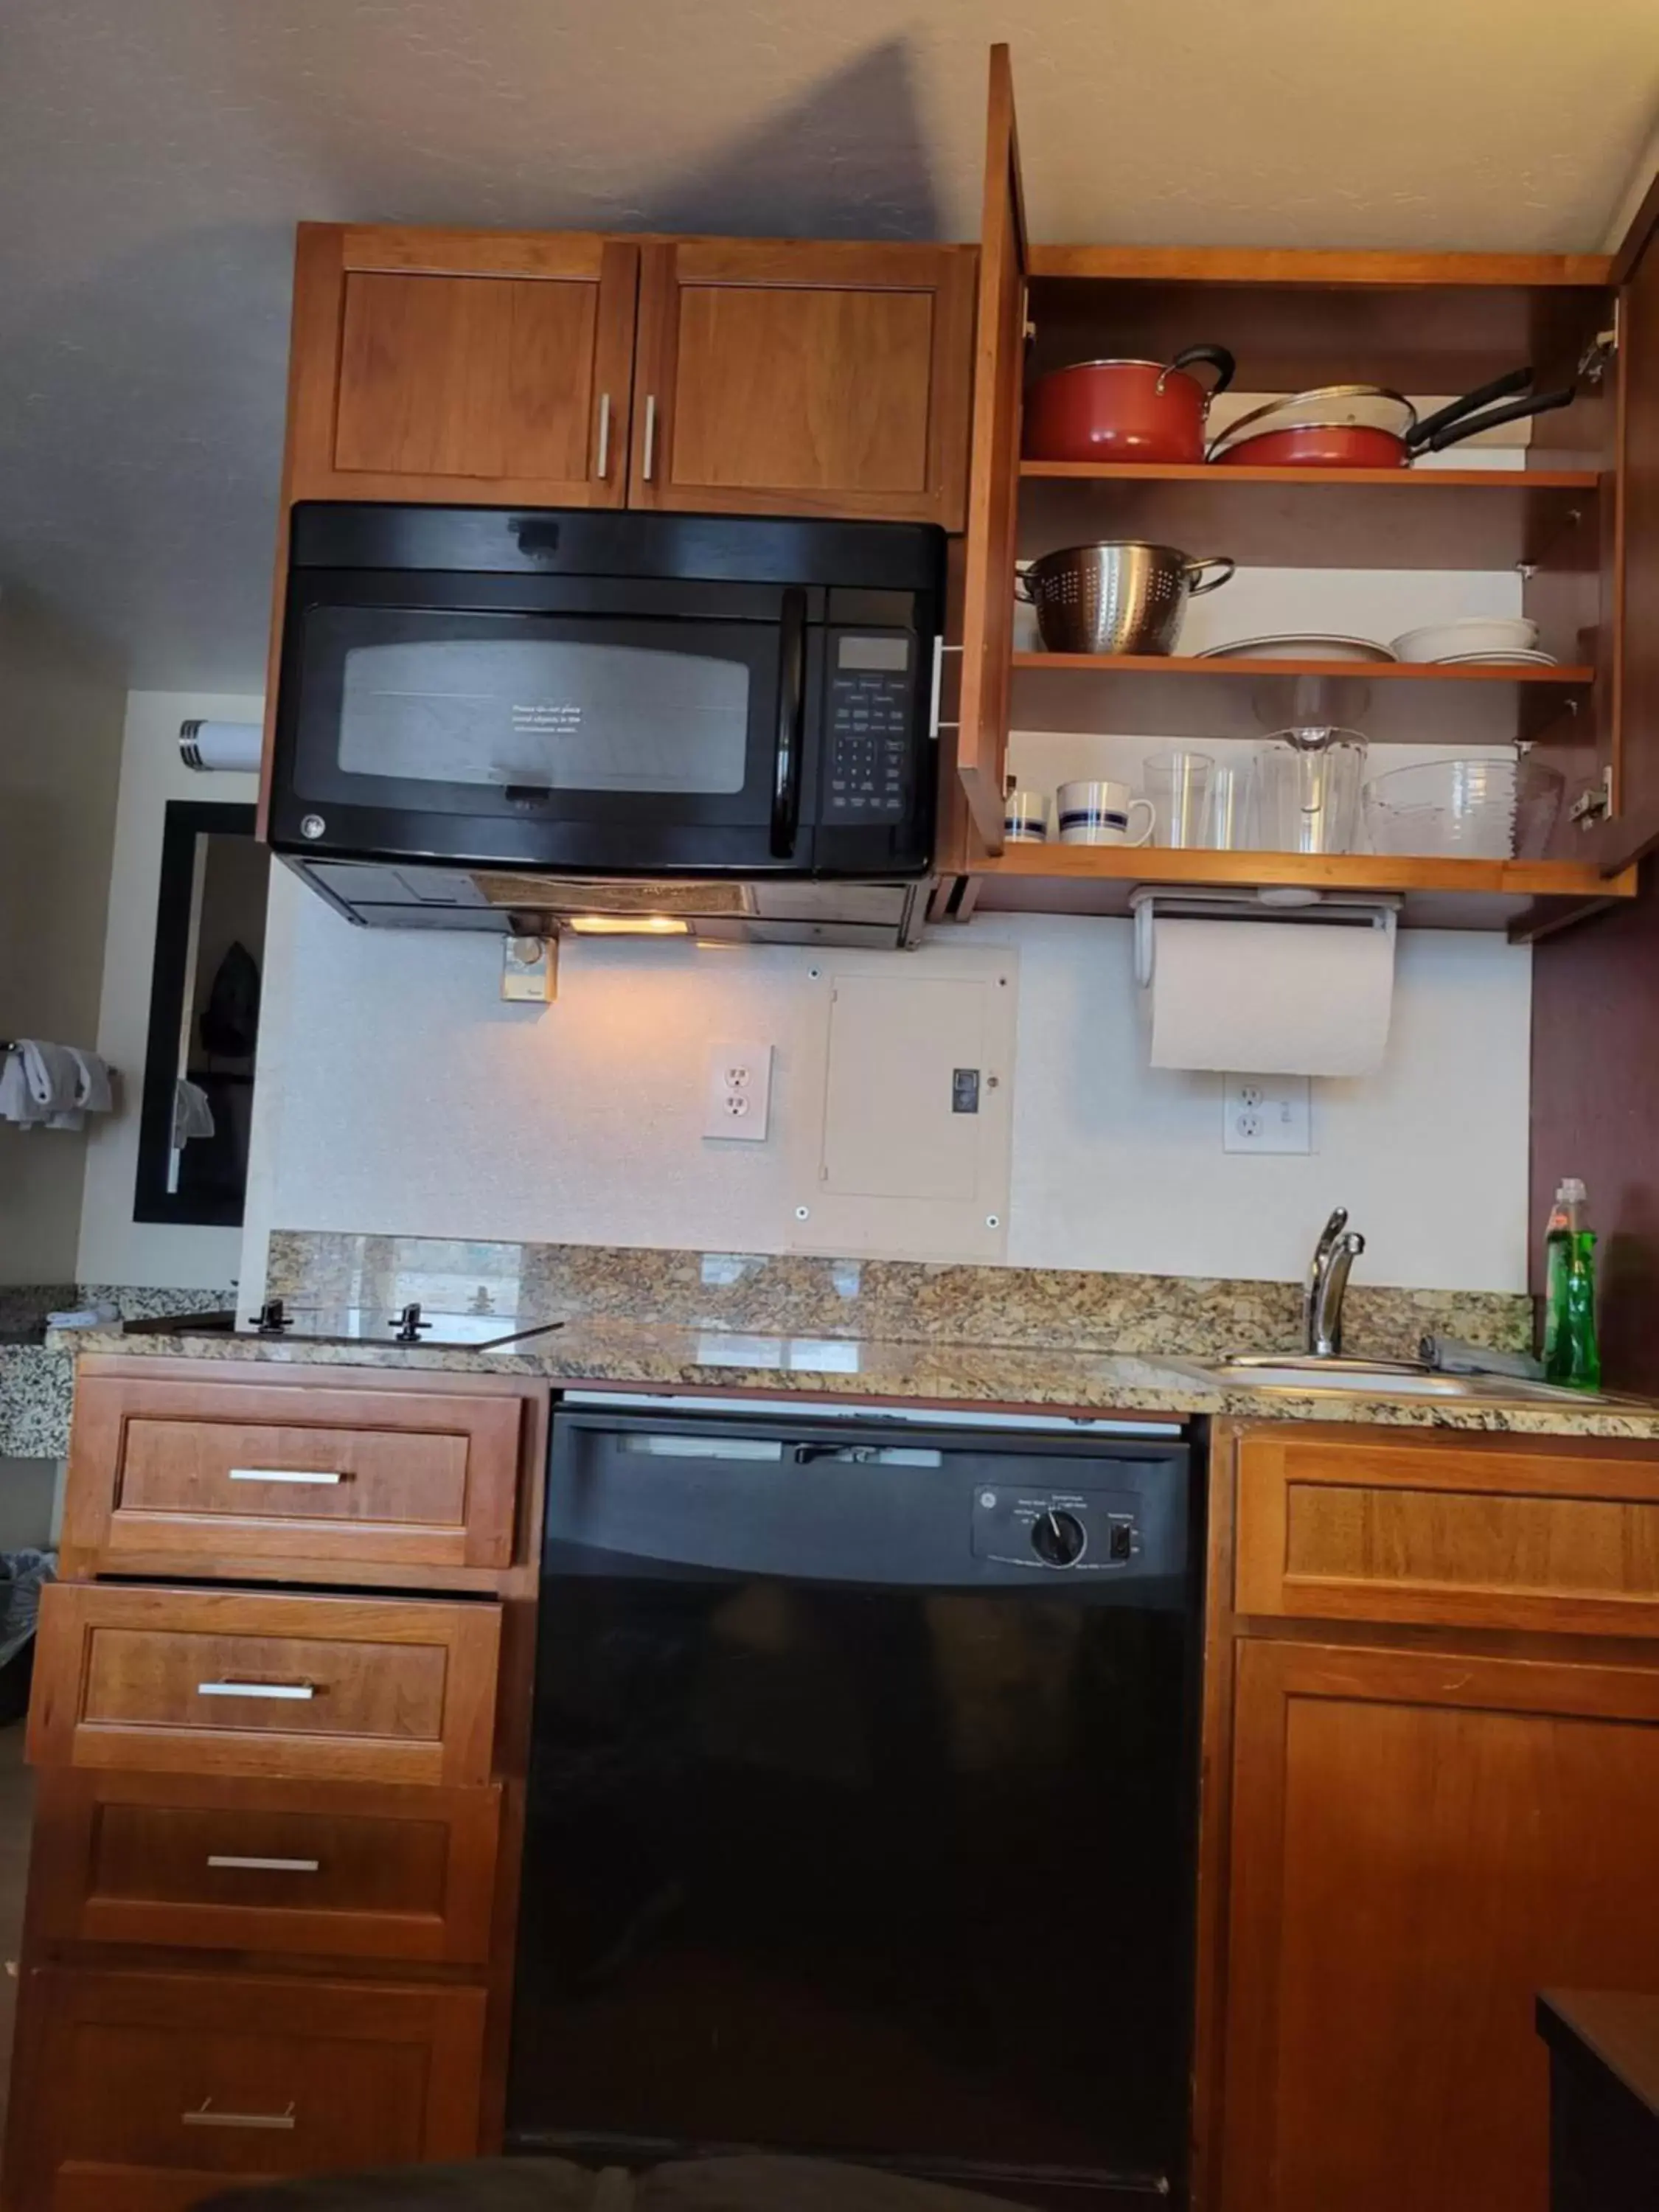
[1363,758,1565,860]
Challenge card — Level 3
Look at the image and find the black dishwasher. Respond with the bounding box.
[509,1398,1203,2208]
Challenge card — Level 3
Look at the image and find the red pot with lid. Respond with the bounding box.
[1023,345,1236,465]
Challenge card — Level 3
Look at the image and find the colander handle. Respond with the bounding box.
[1014,568,1034,602]
[1182,556,1236,596]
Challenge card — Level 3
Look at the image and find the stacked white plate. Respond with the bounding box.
[1197,634,1395,663]
[1390,618,1555,666]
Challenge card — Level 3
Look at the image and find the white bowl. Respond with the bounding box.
[1390,618,1540,663]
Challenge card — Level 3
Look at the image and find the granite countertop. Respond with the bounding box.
[52,1315,1659,1441]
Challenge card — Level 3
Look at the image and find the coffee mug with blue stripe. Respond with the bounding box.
[1056,779,1156,847]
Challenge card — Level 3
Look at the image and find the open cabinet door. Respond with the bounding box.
[1597,171,1659,874]
[955,44,1029,855]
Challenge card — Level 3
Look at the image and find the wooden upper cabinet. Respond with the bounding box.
[627,237,975,526]
[285,225,639,507]
[954,44,1027,853]
[1222,1639,1659,2212]
[1599,172,1659,871]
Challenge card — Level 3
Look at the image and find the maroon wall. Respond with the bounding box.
[1530,864,1659,1392]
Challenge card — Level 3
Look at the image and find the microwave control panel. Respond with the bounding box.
[824,633,914,821]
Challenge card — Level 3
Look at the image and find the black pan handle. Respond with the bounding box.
[1161,344,1236,397]
[1405,366,1534,451]
[1416,386,1575,456]
[771,587,807,861]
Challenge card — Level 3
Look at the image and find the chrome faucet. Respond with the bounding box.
[1305,1207,1366,1357]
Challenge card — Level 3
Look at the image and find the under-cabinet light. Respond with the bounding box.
[566,915,690,936]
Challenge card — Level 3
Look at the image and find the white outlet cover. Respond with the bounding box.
[1223,1074,1312,1155]
[704,1040,773,1143]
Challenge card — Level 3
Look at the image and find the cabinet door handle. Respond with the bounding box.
[207,1854,321,1873]
[227,1467,344,1486]
[181,2099,297,2132]
[642,393,658,481]
[196,1680,316,1701]
[595,390,612,480]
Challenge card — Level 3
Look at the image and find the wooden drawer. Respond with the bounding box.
[65,1370,526,1576]
[1234,1425,1659,1636]
[29,1585,501,1786]
[10,1965,483,2211]
[30,1769,499,1963]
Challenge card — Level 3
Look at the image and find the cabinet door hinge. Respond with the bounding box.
[1568,767,1613,827]
[1579,301,1620,383]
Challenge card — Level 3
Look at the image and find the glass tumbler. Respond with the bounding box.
[1144,749,1215,847]
[1200,759,1251,849]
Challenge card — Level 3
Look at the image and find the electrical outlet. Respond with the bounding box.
[1223,1074,1312,1154]
[704,1040,773,1142]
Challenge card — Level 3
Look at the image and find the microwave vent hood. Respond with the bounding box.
[288,857,931,949]
[470,873,751,919]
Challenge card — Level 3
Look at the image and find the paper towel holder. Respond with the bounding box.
[1128,886,1401,990]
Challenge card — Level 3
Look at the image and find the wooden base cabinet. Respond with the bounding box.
[3,1357,551,2212]
[1219,1639,1659,2212]
[10,1967,484,2212]
[29,1770,500,1965]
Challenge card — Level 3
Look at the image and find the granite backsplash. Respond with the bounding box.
[265,1232,1534,1366]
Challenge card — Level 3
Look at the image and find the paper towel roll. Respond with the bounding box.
[1145,917,1394,1076]
[179,720,260,772]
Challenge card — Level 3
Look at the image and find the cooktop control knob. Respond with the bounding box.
[1030,1508,1086,1568]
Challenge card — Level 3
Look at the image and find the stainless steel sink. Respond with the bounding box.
[1211,1354,1599,1402]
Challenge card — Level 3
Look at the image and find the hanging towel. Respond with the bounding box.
[66,1048,112,1113]
[20,1040,77,1113]
[0,1050,45,1126]
[172,1078,216,1147]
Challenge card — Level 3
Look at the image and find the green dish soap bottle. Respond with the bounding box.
[1543,1176,1601,1391]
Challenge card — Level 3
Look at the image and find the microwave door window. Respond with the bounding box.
[337,636,752,797]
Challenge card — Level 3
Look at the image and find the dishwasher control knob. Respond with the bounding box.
[1031,1508,1086,1567]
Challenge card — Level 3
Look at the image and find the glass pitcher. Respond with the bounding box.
[1251,728,1368,854]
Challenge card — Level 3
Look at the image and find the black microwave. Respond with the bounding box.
[268,504,945,885]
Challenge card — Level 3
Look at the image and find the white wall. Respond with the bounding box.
[0,594,125,1283]
[75,689,262,1290]
[243,864,1531,1296]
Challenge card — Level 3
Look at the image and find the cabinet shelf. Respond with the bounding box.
[1016,462,1599,571]
[1009,653,1591,743]
[964,844,1637,935]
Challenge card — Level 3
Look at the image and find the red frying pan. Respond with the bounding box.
[1208,368,1574,468]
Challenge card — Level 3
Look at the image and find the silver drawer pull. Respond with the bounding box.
[228,1467,345,1486]
[182,2099,296,2132]
[595,389,612,479]
[196,1680,316,1701]
[207,1854,321,1874]
[642,392,658,481]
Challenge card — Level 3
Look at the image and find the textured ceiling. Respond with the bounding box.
[3,0,1656,691]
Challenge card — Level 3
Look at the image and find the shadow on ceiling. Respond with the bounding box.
[631,39,946,242]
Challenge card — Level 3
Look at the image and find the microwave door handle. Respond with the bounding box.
[771,588,807,860]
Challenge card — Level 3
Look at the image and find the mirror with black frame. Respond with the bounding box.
[133,801,270,1227]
